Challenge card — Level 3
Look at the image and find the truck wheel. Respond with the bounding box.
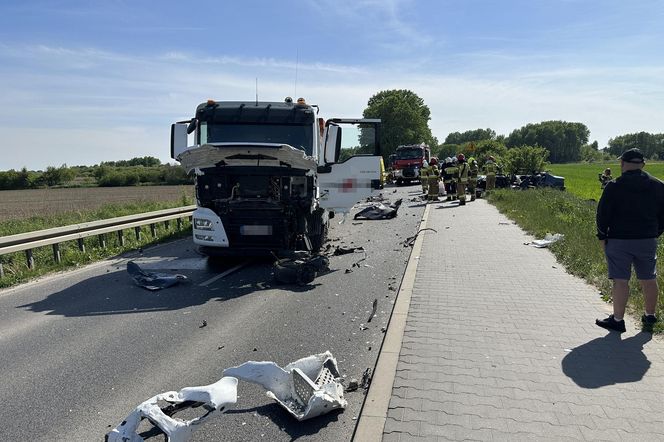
[396,179,403,186]
[307,210,328,252]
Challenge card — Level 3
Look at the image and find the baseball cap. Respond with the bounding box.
[619,148,644,163]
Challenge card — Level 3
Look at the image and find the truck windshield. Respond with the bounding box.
[396,148,423,160]
[202,123,313,156]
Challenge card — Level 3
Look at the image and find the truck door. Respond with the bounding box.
[317,119,382,213]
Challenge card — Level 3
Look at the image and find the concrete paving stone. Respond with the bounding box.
[387,407,405,421]
[389,396,423,411]
[383,417,420,436]
[381,199,664,441]
[578,426,632,441]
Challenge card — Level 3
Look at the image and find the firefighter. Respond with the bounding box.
[484,155,497,192]
[468,156,479,201]
[443,157,458,201]
[456,154,469,205]
[427,157,440,201]
[420,159,429,194]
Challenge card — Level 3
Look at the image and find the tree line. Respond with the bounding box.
[0,157,192,190]
[360,89,662,172]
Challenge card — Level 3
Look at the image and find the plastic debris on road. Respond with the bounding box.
[531,233,564,248]
[127,261,187,291]
[353,198,402,220]
[223,351,347,421]
[106,377,238,442]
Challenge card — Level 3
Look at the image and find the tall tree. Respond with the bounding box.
[444,128,496,145]
[506,121,589,163]
[361,90,436,158]
[607,132,664,159]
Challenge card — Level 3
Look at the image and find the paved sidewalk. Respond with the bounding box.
[382,198,664,441]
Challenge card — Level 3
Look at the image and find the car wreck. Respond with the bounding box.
[223,351,346,421]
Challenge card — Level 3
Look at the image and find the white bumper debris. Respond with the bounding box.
[106,377,238,442]
[223,351,346,421]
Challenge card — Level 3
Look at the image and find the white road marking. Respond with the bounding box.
[199,262,248,287]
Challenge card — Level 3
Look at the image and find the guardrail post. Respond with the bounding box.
[99,234,106,249]
[52,244,62,263]
[134,227,142,241]
[118,230,125,247]
[177,218,183,230]
[0,263,4,278]
[77,239,85,253]
[164,220,170,230]
[150,223,157,238]
[25,249,35,269]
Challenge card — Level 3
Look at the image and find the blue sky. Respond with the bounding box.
[1,0,663,169]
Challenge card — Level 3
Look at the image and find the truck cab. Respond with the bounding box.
[170,98,381,256]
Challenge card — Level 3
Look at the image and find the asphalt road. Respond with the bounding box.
[0,185,425,442]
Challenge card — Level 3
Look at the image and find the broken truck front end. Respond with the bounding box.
[170,99,381,256]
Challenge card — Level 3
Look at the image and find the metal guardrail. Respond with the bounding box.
[0,205,196,277]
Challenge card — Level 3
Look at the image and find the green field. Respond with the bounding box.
[547,162,664,201]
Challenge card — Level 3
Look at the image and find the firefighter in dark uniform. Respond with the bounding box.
[420,160,429,194]
[427,157,440,201]
[468,156,479,201]
[443,157,458,201]
[456,154,469,205]
[484,155,497,192]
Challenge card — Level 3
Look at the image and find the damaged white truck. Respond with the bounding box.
[171,98,381,256]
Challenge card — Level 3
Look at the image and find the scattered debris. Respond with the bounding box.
[344,269,353,274]
[333,246,365,256]
[354,199,403,220]
[381,327,387,333]
[346,379,359,392]
[367,299,378,323]
[531,233,564,248]
[273,254,329,285]
[360,368,372,389]
[498,222,510,225]
[402,228,438,247]
[223,351,347,421]
[199,320,208,328]
[359,324,368,331]
[126,261,187,291]
[106,377,238,442]
[351,222,363,225]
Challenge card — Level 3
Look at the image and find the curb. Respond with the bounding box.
[352,203,431,441]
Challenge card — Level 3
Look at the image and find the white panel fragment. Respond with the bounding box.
[106,377,238,442]
[223,351,347,421]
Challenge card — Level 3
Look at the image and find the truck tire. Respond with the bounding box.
[307,209,328,252]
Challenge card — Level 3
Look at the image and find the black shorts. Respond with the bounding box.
[605,238,658,280]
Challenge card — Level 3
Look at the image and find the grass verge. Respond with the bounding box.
[0,199,193,289]
[488,188,664,333]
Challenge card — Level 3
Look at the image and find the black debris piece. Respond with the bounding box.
[199,320,208,328]
[346,379,359,392]
[333,246,365,256]
[361,368,372,389]
[402,228,438,247]
[354,199,403,220]
[273,253,330,285]
[126,261,187,291]
[345,269,353,274]
[367,299,378,322]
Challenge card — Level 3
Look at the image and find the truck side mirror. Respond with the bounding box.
[170,123,189,159]
[323,124,342,164]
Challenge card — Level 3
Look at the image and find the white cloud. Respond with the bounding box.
[1,43,663,169]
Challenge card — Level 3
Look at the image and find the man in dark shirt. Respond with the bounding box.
[596,148,664,333]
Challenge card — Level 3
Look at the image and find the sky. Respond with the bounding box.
[0,0,663,170]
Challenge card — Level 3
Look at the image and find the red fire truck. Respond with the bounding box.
[391,143,431,185]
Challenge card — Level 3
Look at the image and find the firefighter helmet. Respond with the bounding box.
[457,153,465,162]
[429,157,439,166]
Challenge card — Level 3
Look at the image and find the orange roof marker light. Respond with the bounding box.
[296,97,307,105]
[206,99,216,105]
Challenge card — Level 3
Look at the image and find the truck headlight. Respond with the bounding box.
[194,218,214,230]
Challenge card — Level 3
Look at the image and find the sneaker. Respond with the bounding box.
[595,315,626,333]
[642,314,658,332]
